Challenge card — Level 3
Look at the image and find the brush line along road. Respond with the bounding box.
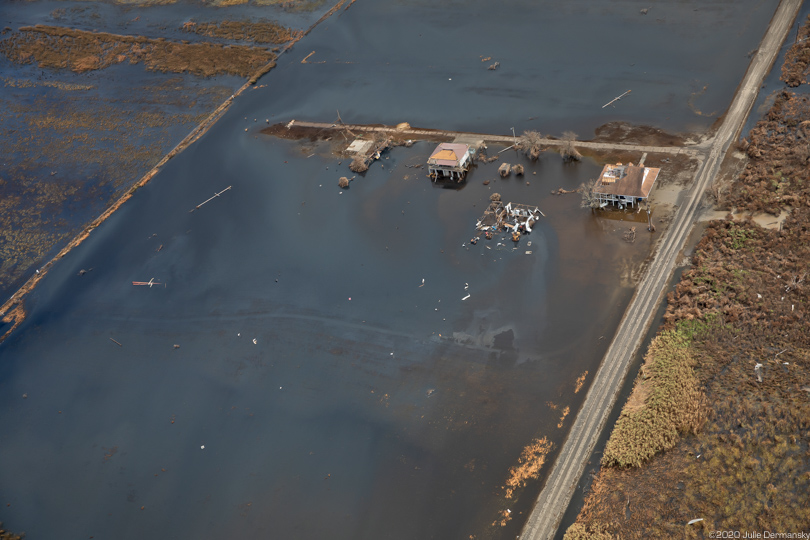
[520,0,802,538]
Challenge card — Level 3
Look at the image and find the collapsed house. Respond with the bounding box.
[593,161,661,208]
[427,143,475,182]
[476,197,544,237]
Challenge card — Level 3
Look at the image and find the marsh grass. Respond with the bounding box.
[0,25,275,78]
[601,329,707,468]
[566,87,810,537]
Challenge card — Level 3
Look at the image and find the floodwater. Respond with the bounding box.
[0,0,782,538]
[0,134,648,538]
[254,0,778,137]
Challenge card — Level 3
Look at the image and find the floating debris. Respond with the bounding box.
[498,163,511,177]
[513,164,524,175]
[191,185,232,212]
[132,278,163,287]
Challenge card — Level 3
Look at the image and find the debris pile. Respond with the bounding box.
[476,199,544,235]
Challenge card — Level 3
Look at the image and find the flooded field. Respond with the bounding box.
[0,0,783,538]
[0,129,656,538]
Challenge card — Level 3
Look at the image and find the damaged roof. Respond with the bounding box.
[595,163,661,198]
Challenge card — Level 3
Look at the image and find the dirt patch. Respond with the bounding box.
[182,19,302,44]
[0,25,276,78]
[592,122,687,147]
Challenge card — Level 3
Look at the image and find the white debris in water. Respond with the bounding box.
[462,294,471,301]
[201,445,205,450]
[253,338,257,344]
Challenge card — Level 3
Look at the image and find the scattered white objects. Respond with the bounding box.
[390,352,394,356]
[525,251,533,255]
[527,241,532,247]
[757,293,762,299]
[253,338,257,345]
[201,445,205,450]
[464,283,469,290]
[238,333,240,337]
[462,294,471,301]
[348,297,352,301]
[783,362,789,365]
[687,518,703,526]
[279,387,282,390]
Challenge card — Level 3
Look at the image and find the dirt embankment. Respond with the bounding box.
[781,14,810,87]
[0,25,276,78]
[565,94,810,537]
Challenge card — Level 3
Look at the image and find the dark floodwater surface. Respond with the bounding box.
[0,136,645,539]
[256,0,779,137]
[0,0,782,538]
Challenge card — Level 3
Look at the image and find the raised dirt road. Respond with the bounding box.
[285,120,701,156]
[519,0,803,538]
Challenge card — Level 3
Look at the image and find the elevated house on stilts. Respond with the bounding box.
[427,143,475,182]
[593,161,661,209]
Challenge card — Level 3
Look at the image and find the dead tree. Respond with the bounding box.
[516,130,543,161]
[560,131,582,162]
[580,178,601,209]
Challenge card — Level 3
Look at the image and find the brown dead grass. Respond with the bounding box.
[502,436,553,499]
[0,522,24,540]
[781,14,810,87]
[729,91,810,215]
[566,87,810,539]
[574,371,588,394]
[557,406,570,429]
[0,25,275,78]
[182,20,302,44]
